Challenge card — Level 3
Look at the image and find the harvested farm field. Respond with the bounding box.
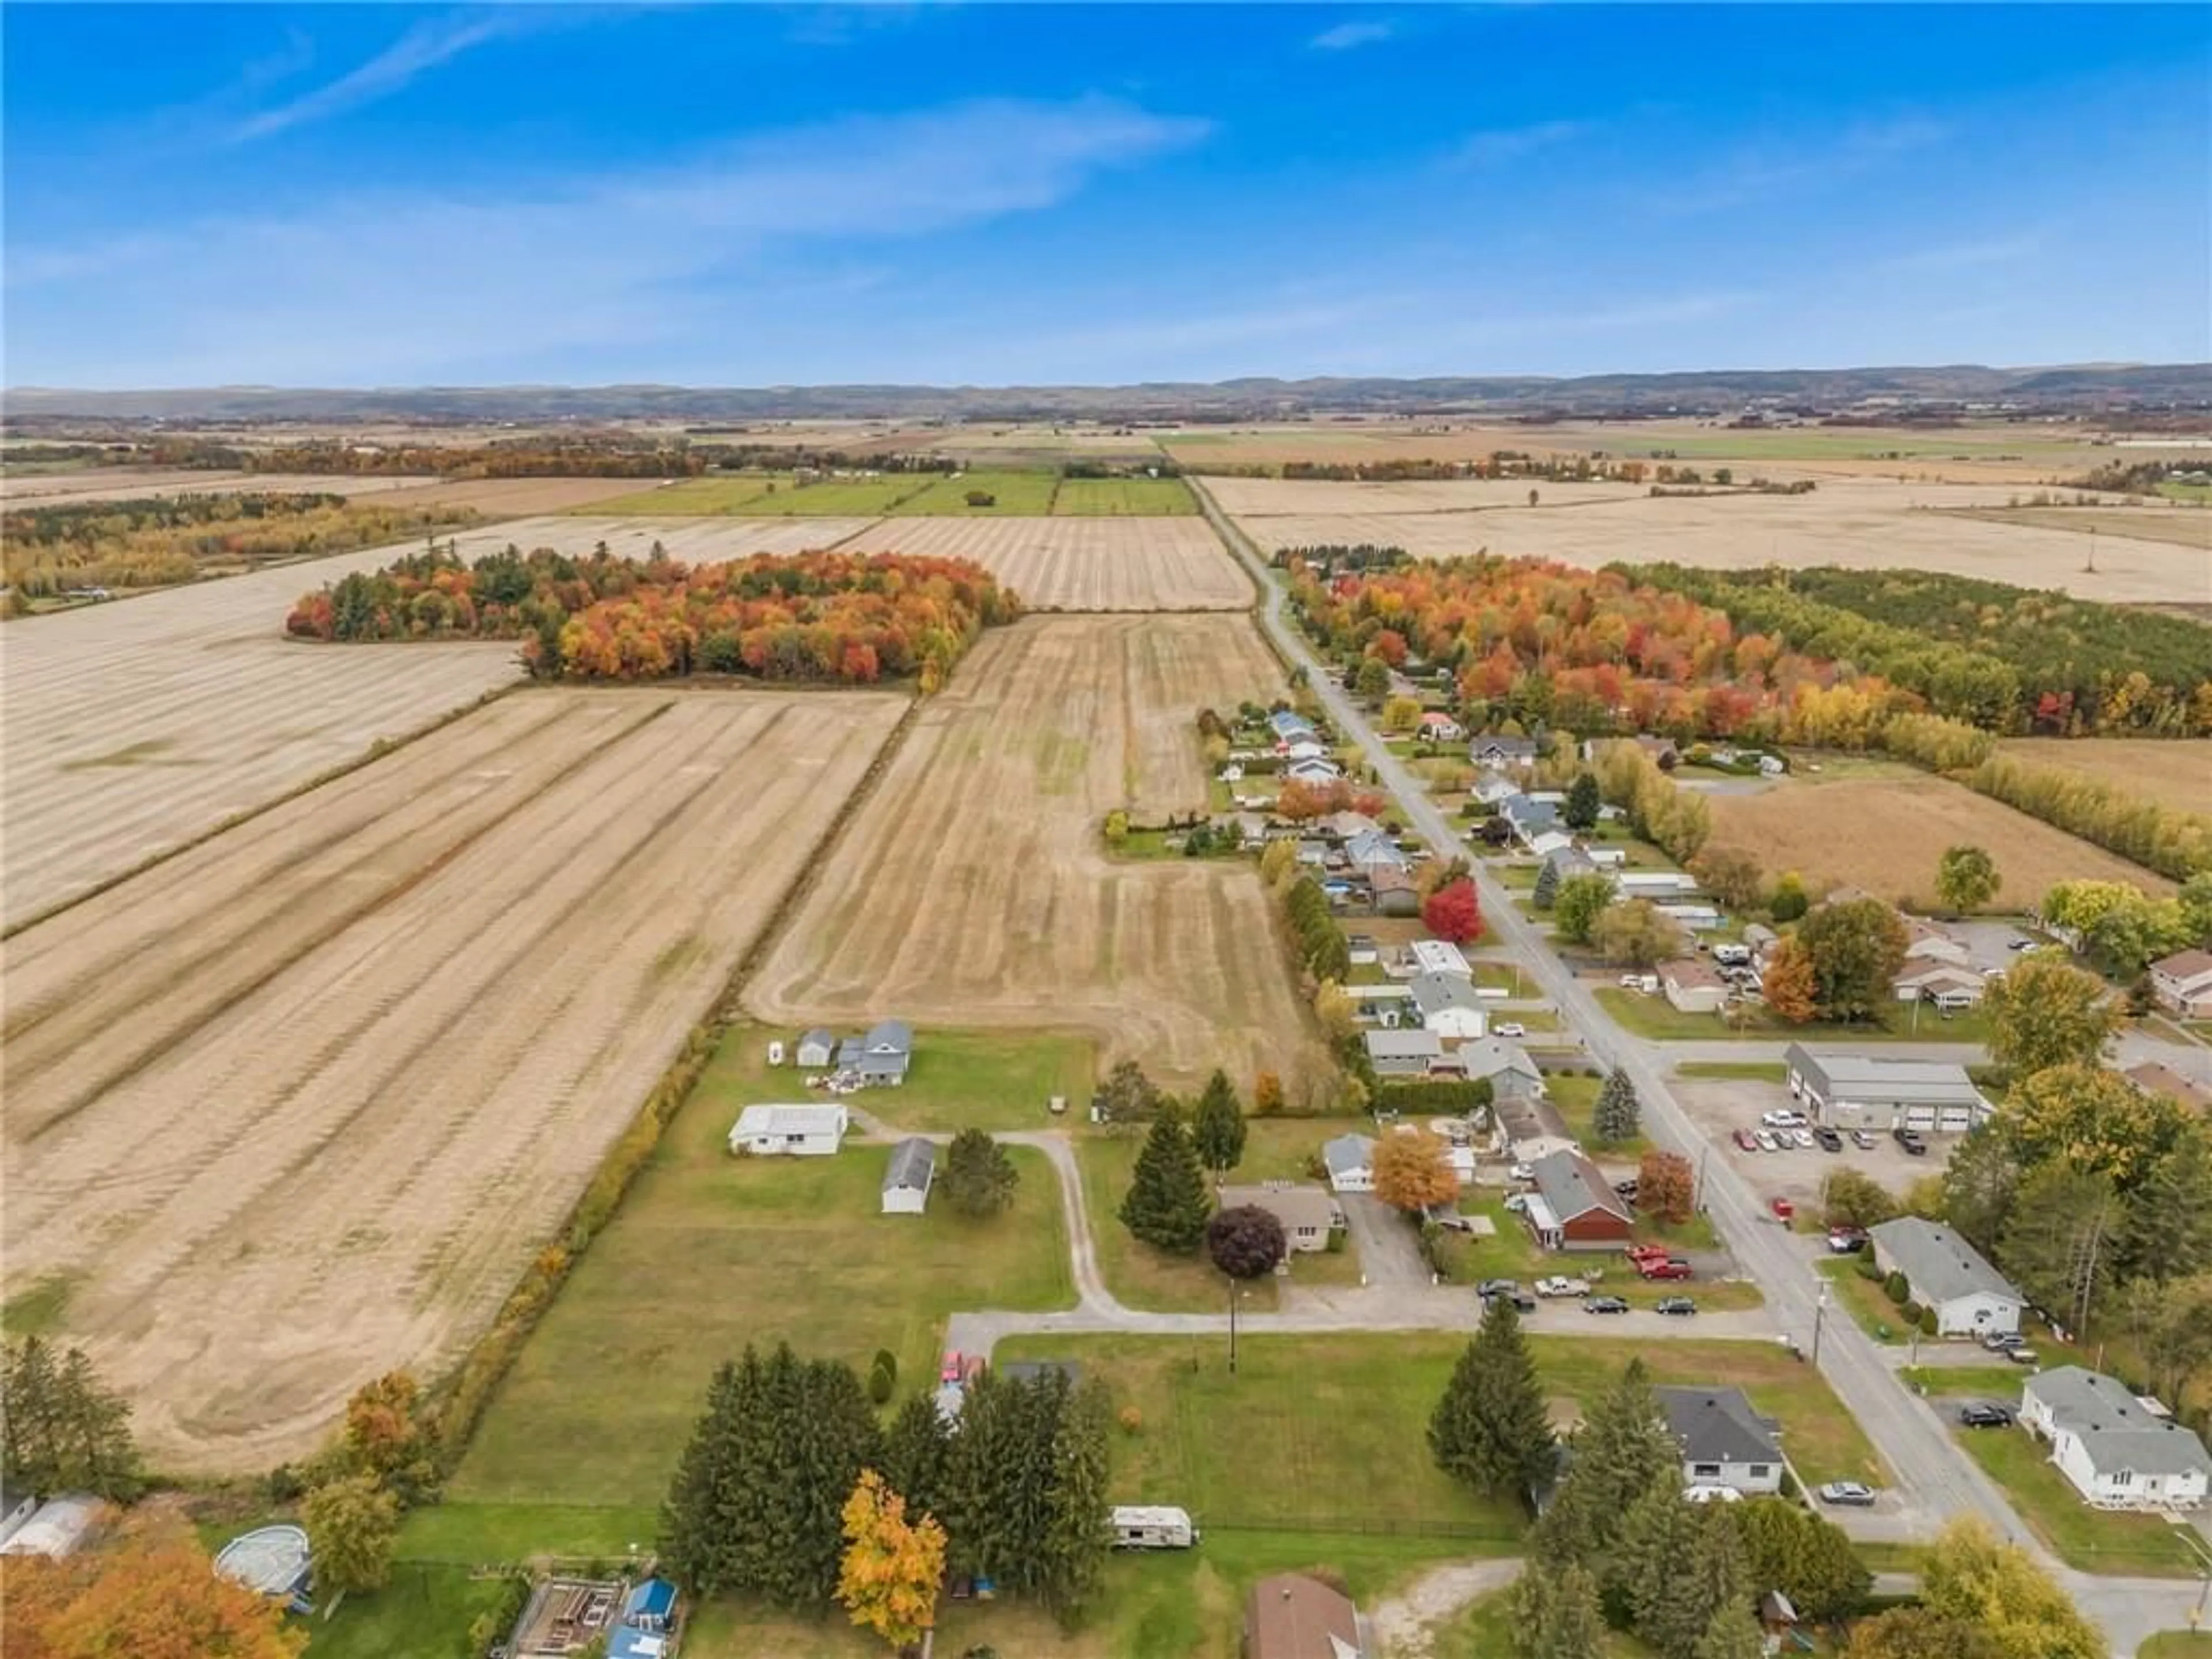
[1706,772,2176,908]
[1218,476,2204,603]
[1995,738,2212,817]
[0,467,440,507]
[1201,475,1645,516]
[2,547,521,930]
[346,513,880,563]
[0,687,905,1471]
[747,616,1322,1088]
[834,517,1249,610]
[368,475,671,515]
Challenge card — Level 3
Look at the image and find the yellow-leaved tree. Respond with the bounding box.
[836,1468,947,1652]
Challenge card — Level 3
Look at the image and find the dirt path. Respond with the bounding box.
[1367,1557,1525,1658]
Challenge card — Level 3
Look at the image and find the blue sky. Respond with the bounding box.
[5,4,2207,388]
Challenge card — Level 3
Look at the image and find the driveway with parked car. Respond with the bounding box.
[1671,1075,1965,1217]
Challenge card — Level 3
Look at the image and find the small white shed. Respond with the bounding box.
[729,1103,848,1157]
[881,1137,936,1215]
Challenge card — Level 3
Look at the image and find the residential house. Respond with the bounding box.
[1585,846,1627,868]
[1784,1046,1990,1134]
[796,1028,837,1070]
[1283,737,1331,763]
[1615,870,1699,897]
[1418,711,1465,742]
[2020,1368,2211,1512]
[2125,1062,2212,1115]
[1541,845,1600,887]
[1324,1134,1376,1194]
[1323,810,1383,841]
[729,1103,849,1157]
[1408,938,1472,979]
[880,1137,936,1215]
[1285,757,1344,785]
[0,1484,35,1549]
[1522,1149,1634,1251]
[1410,972,1488,1040]
[1471,769,1522,808]
[1656,901,1724,933]
[1218,1182,1342,1253]
[1901,916,1972,967]
[1364,1029,1446,1077]
[1660,957,1730,1015]
[1268,710,1317,744]
[1653,1388,1786,1497]
[1457,1037,1546,1101]
[1296,838,1333,868]
[1893,961,1988,1010]
[1868,1216,2024,1338]
[1468,734,1540,768]
[1526,829,1576,862]
[836,1020,913,1086]
[1343,828,1410,874]
[1369,866,1421,917]
[2149,949,2212,1018]
[1499,795,1560,847]
[1245,1572,1367,1659]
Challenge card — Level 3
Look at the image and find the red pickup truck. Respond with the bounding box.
[1636,1257,1694,1281]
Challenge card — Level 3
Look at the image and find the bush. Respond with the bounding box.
[1855,1259,1884,1283]
[872,1349,897,1386]
[1884,1270,1910,1306]
[868,1363,894,1406]
[1901,1300,1923,1326]
[1372,1077,1494,1115]
[1118,1406,1143,1437]
[1918,1305,1940,1336]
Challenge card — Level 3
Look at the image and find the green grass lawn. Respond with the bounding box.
[1676,1062,1788,1082]
[584,472,938,517]
[897,469,1060,514]
[1052,476,1198,515]
[1548,1072,1651,1157]
[1899,1366,2022,1401]
[295,1562,516,1657]
[438,1046,1075,1543]
[708,1021,1096,1133]
[1594,987,1993,1047]
[1952,1425,2206,1577]
[2141,1636,2212,1657]
[1437,1588,1657,1659]
[580,475,787,514]
[1816,1259,1909,1344]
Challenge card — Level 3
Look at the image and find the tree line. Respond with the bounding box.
[1622,563,2212,737]
[3,494,478,597]
[287,544,1018,690]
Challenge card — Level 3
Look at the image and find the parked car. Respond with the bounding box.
[1733,1128,1759,1151]
[1535,1276,1590,1298]
[1762,1108,1808,1128]
[1894,1127,1929,1156]
[1959,1403,2016,1428]
[1815,1127,1844,1153]
[1495,1021,1527,1037]
[1637,1257,1694,1281]
[1508,1164,1535,1181]
[1585,1296,1631,1314]
[1770,1196,1796,1222]
[1818,1481,1877,1508]
[1791,1127,1816,1150]
[1476,1279,1522,1300]
[2009,937,2036,952]
[1503,1192,1531,1214]
[941,1350,964,1384]
[1850,1129,1878,1150]
[1982,1332,2027,1352]
[1612,1179,1639,1201]
[1655,1297,1697,1316]
[1754,1129,1781,1153]
[2002,1346,2039,1366]
[1827,1228,1869,1253]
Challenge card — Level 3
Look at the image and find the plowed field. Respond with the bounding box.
[835,517,1249,609]
[0,687,904,1471]
[747,616,1320,1087]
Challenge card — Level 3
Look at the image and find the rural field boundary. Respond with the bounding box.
[0,679,520,942]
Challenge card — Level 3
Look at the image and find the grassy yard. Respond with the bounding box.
[710,1021,1096,1133]
[293,1563,517,1657]
[1052,476,1198,515]
[2141,1637,2212,1657]
[1438,1588,1657,1659]
[1816,1259,1910,1344]
[437,1041,1075,1547]
[1595,987,1993,1047]
[899,469,1060,514]
[1549,1072,1650,1157]
[1429,1196,1756,1309]
[1676,1062,1788,1082]
[1899,1366,2023,1402]
[1953,1425,2206,1577]
[586,472,935,516]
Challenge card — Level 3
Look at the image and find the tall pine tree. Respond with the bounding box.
[1642,1502,1750,1659]
[1119,1112,1212,1252]
[1037,1379,1112,1625]
[1693,1603,1766,1659]
[1616,1471,1697,1631]
[1190,1070,1248,1177]
[1512,1561,1608,1659]
[1531,1359,1679,1575]
[658,1354,752,1596]
[881,1391,953,1526]
[1428,1298,1554,1500]
[1593,1070,1642,1145]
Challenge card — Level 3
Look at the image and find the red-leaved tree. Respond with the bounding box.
[1422,878,1483,944]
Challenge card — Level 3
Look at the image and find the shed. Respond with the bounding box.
[796,1028,837,1070]
[1245,1571,1368,1659]
[0,1494,102,1559]
[881,1137,936,1215]
[1323,1134,1376,1194]
[0,1483,36,1548]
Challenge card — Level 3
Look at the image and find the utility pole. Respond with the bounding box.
[1227,1278,1240,1375]
[1812,1286,1831,1367]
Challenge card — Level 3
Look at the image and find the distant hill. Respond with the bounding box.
[6,363,2209,424]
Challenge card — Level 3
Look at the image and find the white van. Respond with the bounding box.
[1111,1505,1199,1549]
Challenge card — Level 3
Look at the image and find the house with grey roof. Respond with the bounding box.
[730,1102,849,1157]
[1653,1387,1785,1495]
[1323,1134,1375,1194]
[1218,1182,1343,1253]
[1524,1149,1632,1252]
[1454,1036,1544,1101]
[1784,1046,1989,1135]
[1499,794,1560,847]
[1541,845,1600,887]
[1365,1028,1446,1077]
[797,1028,838,1070]
[881,1137,935,1215]
[1408,972,1487,1040]
[1468,735,1540,768]
[2021,1368,2210,1511]
[1867,1216,2022,1338]
[837,1019,912,1085]
[1343,828,1410,874]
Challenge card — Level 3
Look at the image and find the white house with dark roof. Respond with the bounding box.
[881,1137,935,1215]
[1408,972,1487,1040]
[1469,734,1540,768]
[1455,1037,1544,1101]
[1867,1216,2022,1338]
[1499,795,1560,847]
[1365,1028,1446,1076]
[1653,1387,1786,1496]
[2150,949,2212,1018]
[1323,1134,1376,1194]
[2021,1368,2210,1511]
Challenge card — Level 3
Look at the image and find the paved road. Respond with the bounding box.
[1192,483,2212,1653]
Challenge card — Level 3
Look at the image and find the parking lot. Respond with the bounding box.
[1670,1076,1962,1213]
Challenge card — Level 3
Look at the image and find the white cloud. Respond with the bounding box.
[1452,119,1593,167]
[1310,20,1394,51]
[1876,233,2042,275]
[228,9,531,143]
[7,97,1214,385]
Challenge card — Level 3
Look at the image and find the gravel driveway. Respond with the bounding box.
[1339,1193,1433,1287]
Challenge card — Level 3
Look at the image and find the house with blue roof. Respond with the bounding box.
[605,1578,678,1659]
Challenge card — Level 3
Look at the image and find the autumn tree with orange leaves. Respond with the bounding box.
[836,1469,947,1652]
[1,1515,306,1659]
[1375,1127,1460,1214]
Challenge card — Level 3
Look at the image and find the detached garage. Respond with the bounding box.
[1783,1046,1990,1135]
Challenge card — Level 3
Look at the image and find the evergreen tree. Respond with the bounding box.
[1643,1503,1748,1659]
[1,1338,139,1502]
[1615,1472,1696,1631]
[2121,1123,2212,1285]
[1119,1113,1212,1252]
[1037,1380,1112,1625]
[1726,1498,1871,1623]
[940,1128,1020,1219]
[1512,1562,1608,1659]
[1429,1299,1554,1500]
[881,1392,953,1526]
[1533,857,1562,911]
[1565,771,1602,831]
[1190,1070,1248,1176]
[1531,1360,1679,1574]
[784,1357,884,1607]
[658,1356,743,1594]
[1694,1603,1766,1659]
[1592,1070,1642,1144]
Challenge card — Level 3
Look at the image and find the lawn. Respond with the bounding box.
[1438,1588,1657,1659]
[2141,1637,2212,1657]
[997,1331,1883,1521]
[1676,1062,1788,1082]
[1816,1259,1910,1344]
[1898,1366,2022,1402]
[1953,1425,2206,1577]
[1052,476,1199,515]
[709,1021,1097,1134]
[295,1563,516,1657]
[438,1035,1075,1543]
[898,469,1060,514]
[1594,987,1994,1047]
[1431,1198,1758,1310]
[1549,1072,1650,1157]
